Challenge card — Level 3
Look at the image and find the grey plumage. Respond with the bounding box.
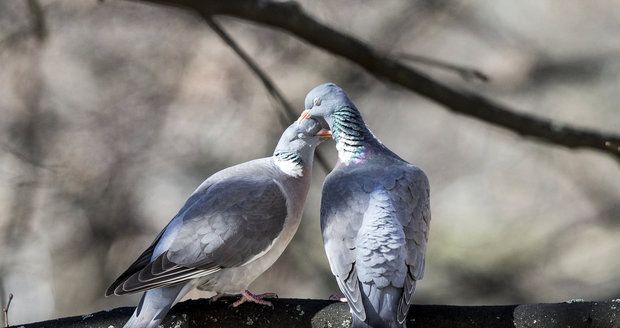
[303,83,431,328]
[107,118,327,328]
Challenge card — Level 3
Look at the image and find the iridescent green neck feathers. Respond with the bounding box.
[331,107,372,164]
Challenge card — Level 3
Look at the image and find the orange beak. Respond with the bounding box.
[297,109,311,122]
[317,128,332,140]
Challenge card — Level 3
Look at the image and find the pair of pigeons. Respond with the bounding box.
[106,83,431,328]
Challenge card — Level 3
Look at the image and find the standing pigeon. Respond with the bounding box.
[106,118,330,328]
[299,83,431,328]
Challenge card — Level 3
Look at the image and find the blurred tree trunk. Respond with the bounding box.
[0,0,50,311]
[11,298,620,328]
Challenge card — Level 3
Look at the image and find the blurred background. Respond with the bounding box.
[1,0,619,325]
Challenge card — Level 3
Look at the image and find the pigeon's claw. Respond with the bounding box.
[297,109,311,122]
[231,290,277,308]
[329,293,348,302]
[209,293,224,303]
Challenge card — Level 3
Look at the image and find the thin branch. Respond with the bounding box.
[606,141,620,152]
[135,0,620,161]
[204,16,332,173]
[26,0,47,41]
[2,293,13,328]
[395,52,489,82]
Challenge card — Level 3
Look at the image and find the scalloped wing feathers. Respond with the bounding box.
[108,160,289,296]
[321,161,430,327]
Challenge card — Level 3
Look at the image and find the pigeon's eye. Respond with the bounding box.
[313,97,322,107]
[297,133,305,139]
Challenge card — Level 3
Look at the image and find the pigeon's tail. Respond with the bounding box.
[123,283,193,328]
[354,284,405,328]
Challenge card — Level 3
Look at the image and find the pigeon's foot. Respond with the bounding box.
[328,293,348,302]
[209,293,224,303]
[231,290,277,308]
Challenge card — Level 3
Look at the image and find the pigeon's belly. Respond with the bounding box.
[195,212,303,294]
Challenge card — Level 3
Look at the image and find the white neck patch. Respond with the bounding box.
[275,157,304,177]
[336,139,355,164]
[335,137,366,165]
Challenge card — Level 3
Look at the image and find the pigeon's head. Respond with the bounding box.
[274,118,330,156]
[299,82,357,129]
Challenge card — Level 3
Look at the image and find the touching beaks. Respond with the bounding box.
[297,109,311,122]
[317,128,332,140]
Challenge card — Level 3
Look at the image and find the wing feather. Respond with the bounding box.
[321,163,430,324]
[108,168,289,296]
[397,166,430,323]
[321,170,368,321]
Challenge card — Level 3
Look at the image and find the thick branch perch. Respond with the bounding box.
[136,0,620,160]
[13,298,620,328]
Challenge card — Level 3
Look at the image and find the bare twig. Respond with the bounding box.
[134,0,620,161]
[2,293,13,328]
[203,16,289,127]
[26,0,47,41]
[605,141,620,152]
[395,53,489,82]
[204,16,332,173]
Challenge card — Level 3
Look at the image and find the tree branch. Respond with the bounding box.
[394,52,489,83]
[135,0,620,161]
[12,298,620,328]
[204,16,332,173]
[0,0,48,320]
[2,294,13,328]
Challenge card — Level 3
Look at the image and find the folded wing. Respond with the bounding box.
[107,176,288,296]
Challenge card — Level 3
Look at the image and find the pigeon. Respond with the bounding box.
[299,83,431,328]
[106,118,330,328]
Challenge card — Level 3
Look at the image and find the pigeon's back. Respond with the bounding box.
[321,155,430,328]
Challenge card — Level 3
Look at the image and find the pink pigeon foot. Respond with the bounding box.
[231,290,278,308]
[329,293,348,302]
